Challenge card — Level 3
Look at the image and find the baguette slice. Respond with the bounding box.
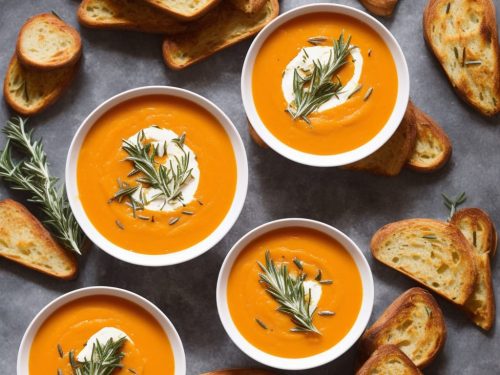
[371,218,476,305]
[230,0,268,14]
[356,345,423,375]
[143,0,220,20]
[0,199,77,279]
[423,0,500,116]
[78,0,187,34]
[359,0,399,17]
[358,288,446,369]
[406,102,452,172]
[162,0,279,70]
[3,55,77,116]
[452,208,496,330]
[344,102,417,176]
[16,13,82,71]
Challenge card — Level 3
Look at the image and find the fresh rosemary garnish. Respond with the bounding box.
[57,344,64,358]
[0,116,85,254]
[257,250,320,334]
[255,318,268,330]
[286,32,353,124]
[128,369,138,374]
[442,192,467,221]
[293,257,303,270]
[70,337,126,375]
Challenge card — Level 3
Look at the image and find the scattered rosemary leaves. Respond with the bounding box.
[315,269,322,281]
[70,337,126,375]
[257,250,320,334]
[319,279,333,285]
[363,87,374,101]
[293,257,303,270]
[0,116,85,254]
[347,83,363,99]
[115,220,125,230]
[423,234,437,240]
[443,192,467,221]
[255,318,268,330]
[57,343,64,358]
[169,217,180,225]
[286,32,353,124]
[307,35,327,45]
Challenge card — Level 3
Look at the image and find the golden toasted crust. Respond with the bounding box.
[423,0,500,116]
[0,199,77,280]
[230,0,268,13]
[371,218,476,305]
[344,102,417,176]
[452,208,496,330]
[16,13,82,71]
[358,288,446,369]
[143,0,221,20]
[3,54,77,116]
[248,121,268,148]
[162,0,279,70]
[77,0,188,34]
[406,102,452,172]
[356,345,423,375]
[359,0,399,17]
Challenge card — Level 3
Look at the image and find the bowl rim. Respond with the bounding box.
[216,218,374,370]
[65,85,248,266]
[241,3,410,167]
[17,286,186,375]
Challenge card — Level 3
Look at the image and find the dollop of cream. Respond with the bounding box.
[126,126,200,212]
[282,45,363,113]
[77,327,131,362]
[303,280,322,314]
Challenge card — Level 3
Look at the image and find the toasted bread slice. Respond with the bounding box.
[230,0,268,13]
[358,288,446,369]
[3,55,77,116]
[359,0,400,16]
[371,218,476,305]
[0,199,77,279]
[406,103,452,172]
[452,208,496,330]
[16,13,82,71]
[423,0,500,116]
[344,102,417,176]
[162,0,279,70]
[77,0,187,34]
[248,121,268,148]
[356,345,423,375]
[143,0,220,20]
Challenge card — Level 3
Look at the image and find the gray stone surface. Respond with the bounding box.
[0,0,499,374]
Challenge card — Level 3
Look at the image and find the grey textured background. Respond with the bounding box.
[1,0,499,374]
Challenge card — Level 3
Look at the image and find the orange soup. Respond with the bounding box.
[29,295,174,374]
[252,13,398,155]
[77,95,237,254]
[227,227,363,358]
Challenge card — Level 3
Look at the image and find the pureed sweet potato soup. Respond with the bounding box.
[252,13,398,155]
[77,95,237,254]
[29,295,174,374]
[227,227,363,358]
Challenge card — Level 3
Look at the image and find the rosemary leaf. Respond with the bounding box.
[423,234,437,240]
[315,269,322,281]
[307,35,328,45]
[70,337,126,375]
[293,257,303,270]
[464,60,482,66]
[442,192,467,221]
[115,220,125,230]
[363,87,374,101]
[169,217,179,225]
[0,116,85,254]
[255,318,268,330]
[347,83,363,99]
[319,279,333,285]
[318,310,336,316]
[57,344,64,358]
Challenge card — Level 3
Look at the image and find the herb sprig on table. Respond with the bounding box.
[0,116,85,254]
[442,192,467,221]
[68,337,126,375]
[286,32,353,124]
[257,250,320,334]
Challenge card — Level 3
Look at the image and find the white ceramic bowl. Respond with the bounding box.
[66,86,248,266]
[17,286,186,375]
[216,218,374,370]
[241,3,410,167]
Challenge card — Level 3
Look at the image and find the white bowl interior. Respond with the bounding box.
[66,86,248,266]
[216,218,374,370]
[17,286,186,375]
[241,3,410,167]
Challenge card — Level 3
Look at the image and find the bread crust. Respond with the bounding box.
[0,199,77,280]
[423,0,500,116]
[452,208,497,257]
[230,0,268,14]
[356,345,423,375]
[3,54,78,116]
[406,102,452,172]
[358,288,446,369]
[143,0,221,21]
[359,0,399,17]
[16,13,82,71]
[371,218,477,305]
[162,0,279,70]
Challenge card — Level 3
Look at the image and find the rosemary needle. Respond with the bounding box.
[293,257,304,270]
[255,318,268,330]
[442,192,467,221]
[363,87,374,101]
[315,269,322,281]
[319,280,333,285]
[115,220,125,230]
[169,217,180,225]
[57,344,64,358]
[70,337,126,375]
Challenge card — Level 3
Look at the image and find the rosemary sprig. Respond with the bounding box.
[442,192,467,221]
[286,32,353,124]
[70,337,126,375]
[257,250,320,334]
[0,116,85,254]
